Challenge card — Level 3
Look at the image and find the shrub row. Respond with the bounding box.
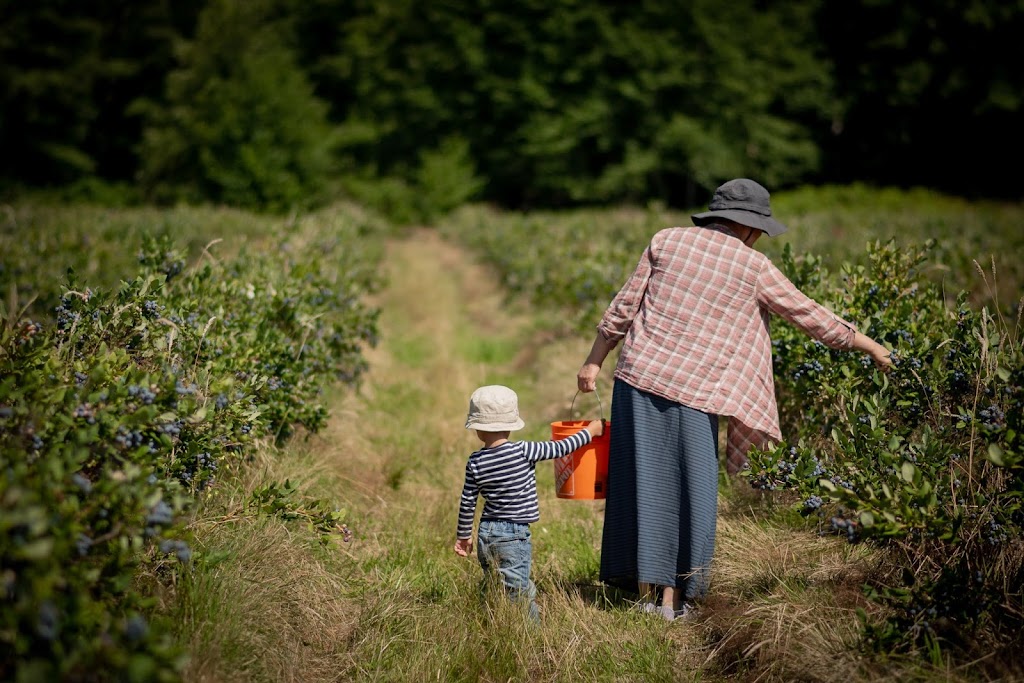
[750,240,1022,663]
[441,190,1024,328]
[1,210,381,681]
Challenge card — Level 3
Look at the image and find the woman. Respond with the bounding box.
[576,178,892,621]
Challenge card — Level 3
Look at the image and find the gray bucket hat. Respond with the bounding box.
[691,178,788,237]
[465,385,525,432]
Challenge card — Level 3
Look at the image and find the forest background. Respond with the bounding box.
[3,0,1023,216]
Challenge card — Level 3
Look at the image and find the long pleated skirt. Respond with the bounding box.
[599,379,719,600]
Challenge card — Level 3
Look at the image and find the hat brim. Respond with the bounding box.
[465,417,525,432]
[692,209,788,237]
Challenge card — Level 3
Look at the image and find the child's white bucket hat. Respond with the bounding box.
[465,385,525,432]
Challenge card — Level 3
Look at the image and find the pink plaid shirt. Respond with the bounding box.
[597,224,857,473]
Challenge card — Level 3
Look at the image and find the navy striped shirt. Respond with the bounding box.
[457,430,591,538]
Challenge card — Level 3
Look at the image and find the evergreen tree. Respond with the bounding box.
[0,1,201,189]
[820,0,1024,198]
[137,0,335,212]
[314,0,831,208]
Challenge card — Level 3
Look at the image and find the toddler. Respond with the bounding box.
[454,384,604,621]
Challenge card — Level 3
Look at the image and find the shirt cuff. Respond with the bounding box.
[596,322,623,344]
[835,316,858,349]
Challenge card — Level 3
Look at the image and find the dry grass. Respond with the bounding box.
[178,518,356,683]
[698,513,874,682]
[161,444,361,683]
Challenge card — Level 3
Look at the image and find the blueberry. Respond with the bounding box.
[75,534,93,556]
[804,496,823,510]
[124,614,148,642]
[146,500,174,526]
[37,601,59,640]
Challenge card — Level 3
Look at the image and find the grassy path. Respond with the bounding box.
[318,228,706,681]
[180,228,936,682]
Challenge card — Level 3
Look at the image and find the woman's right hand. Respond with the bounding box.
[578,363,600,392]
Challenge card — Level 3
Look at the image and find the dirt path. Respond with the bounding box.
[320,226,596,516]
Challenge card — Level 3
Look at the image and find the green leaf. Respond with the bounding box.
[987,443,1005,467]
[819,478,837,492]
[859,511,875,527]
[18,538,54,560]
[901,461,916,483]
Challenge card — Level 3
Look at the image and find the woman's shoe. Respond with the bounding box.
[673,602,696,620]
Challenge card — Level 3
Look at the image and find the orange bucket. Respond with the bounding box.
[550,390,609,500]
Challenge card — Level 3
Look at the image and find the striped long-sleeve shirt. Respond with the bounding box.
[457,430,591,539]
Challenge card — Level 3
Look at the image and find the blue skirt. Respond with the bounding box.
[599,379,719,600]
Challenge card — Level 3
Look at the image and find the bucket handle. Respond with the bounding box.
[569,387,604,422]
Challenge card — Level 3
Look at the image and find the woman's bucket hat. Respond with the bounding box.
[465,385,525,432]
[691,178,789,237]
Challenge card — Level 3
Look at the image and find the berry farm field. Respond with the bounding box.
[2,187,1023,682]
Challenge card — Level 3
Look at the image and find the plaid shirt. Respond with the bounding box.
[597,224,857,473]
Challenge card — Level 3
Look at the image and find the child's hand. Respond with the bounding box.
[454,538,472,557]
[587,419,605,438]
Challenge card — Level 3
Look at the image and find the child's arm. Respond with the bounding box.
[455,462,478,556]
[522,421,601,462]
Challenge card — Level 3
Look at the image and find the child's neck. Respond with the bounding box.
[479,431,511,448]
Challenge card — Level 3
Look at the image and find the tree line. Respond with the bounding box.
[1,0,1021,216]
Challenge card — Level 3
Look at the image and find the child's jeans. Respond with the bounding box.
[476,519,539,621]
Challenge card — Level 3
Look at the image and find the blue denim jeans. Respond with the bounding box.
[477,519,539,621]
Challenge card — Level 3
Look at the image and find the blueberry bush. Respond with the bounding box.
[748,240,1022,662]
[1,209,381,681]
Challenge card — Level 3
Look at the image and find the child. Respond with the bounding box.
[454,384,604,621]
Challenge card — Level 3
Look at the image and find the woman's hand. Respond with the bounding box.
[578,332,615,392]
[852,331,894,373]
[578,363,601,392]
[454,538,472,557]
[872,346,894,372]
